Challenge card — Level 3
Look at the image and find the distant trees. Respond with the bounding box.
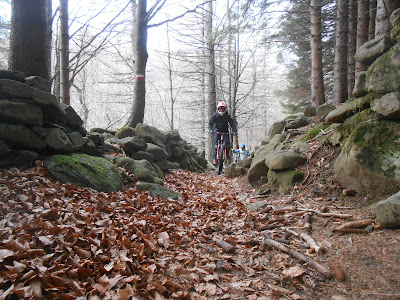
[9,0,51,80]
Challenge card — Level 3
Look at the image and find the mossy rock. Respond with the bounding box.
[113,156,163,185]
[267,169,304,195]
[115,126,136,139]
[337,109,379,144]
[136,182,182,199]
[334,120,400,196]
[46,154,124,192]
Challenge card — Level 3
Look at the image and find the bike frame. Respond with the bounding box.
[215,132,228,175]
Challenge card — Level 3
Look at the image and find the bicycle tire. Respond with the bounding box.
[217,144,224,175]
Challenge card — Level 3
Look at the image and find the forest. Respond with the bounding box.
[1,0,392,158]
[1,0,400,299]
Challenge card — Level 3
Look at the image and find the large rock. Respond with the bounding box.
[225,163,247,178]
[286,115,309,129]
[355,36,394,66]
[0,140,11,155]
[0,70,25,82]
[0,150,40,168]
[61,104,84,129]
[136,182,182,199]
[0,79,65,123]
[0,100,43,126]
[326,93,381,123]
[376,191,400,228]
[24,76,51,93]
[303,106,316,117]
[113,156,163,184]
[371,92,400,120]
[268,169,304,195]
[0,123,46,151]
[353,71,368,97]
[365,43,400,93]
[118,136,147,154]
[267,120,286,140]
[135,123,167,150]
[265,150,306,171]
[316,103,336,119]
[334,120,400,196]
[46,154,124,192]
[247,134,285,184]
[115,126,137,139]
[146,143,169,160]
[45,128,74,153]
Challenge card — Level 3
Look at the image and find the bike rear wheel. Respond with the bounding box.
[217,144,224,175]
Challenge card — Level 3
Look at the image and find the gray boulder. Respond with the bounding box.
[353,71,368,97]
[286,115,310,129]
[0,70,25,82]
[268,169,304,195]
[334,120,400,196]
[371,92,400,120]
[24,76,51,93]
[266,150,306,171]
[376,191,400,228]
[0,123,46,151]
[45,128,74,153]
[355,36,394,66]
[303,106,316,117]
[136,182,182,199]
[246,201,269,211]
[46,153,124,192]
[67,132,87,150]
[115,126,137,139]
[113,156,163,184]
[0,100,43,126]
[0,79,65,123]
[61,104,84,129]
[0,140,11,155]
[365,43,400,93]
[146,143,169,160]
[155,159,179,172]
[317,103,336,119]
[267,120,286,140]
[131,151,154,162]
[0,150,39,168]
[225,163,247,178]
[135,123,167,150]
[118,136,147,154]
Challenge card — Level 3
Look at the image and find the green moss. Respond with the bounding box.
[46,153,123,192]
[339,109,378,140]
[343,120,400,175]
[302,124,331,141]
[390,20,400,41]
[268,169,304,195]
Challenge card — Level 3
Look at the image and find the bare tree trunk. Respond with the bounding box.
[9,0,50,79]
[369,0,377,39]
[45,0,52,80]
[334,0,349,104]
[206,0,216,161]
[356,0,369,76]
[166,23,174,130]
[310,0,325,107]
[348,0,358,99]
[128,0,148,128]
[375,0,400,36]
[60,0,70,104]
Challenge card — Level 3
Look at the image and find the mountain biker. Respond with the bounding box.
[208,101,237,165]
[233,143,250,161]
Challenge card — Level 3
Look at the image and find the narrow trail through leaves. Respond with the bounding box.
[0,162,399,299]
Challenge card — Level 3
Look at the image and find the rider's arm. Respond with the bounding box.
[208,114,216,132]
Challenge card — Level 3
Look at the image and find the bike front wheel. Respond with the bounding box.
[217,145,224,175]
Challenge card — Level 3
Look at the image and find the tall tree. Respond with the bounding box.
[310,0,325,107]
[348,0,358,98]
[9,0,51,79]
[60,0,70,104]
[334,0,349,104]
[356,0,369,76]
[369,0,377,39]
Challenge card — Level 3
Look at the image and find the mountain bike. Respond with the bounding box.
[215,132,229,175]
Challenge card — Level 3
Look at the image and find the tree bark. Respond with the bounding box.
[206,0,216,161]
[9,0,50,80]
[334,0,349,104]
[375,0,400,37]
[310,0,325,107]
[348,0,358,98]
[128,0,148,128]
[60,0,70,104]
[369,0,377,39]
[356,0,369,77]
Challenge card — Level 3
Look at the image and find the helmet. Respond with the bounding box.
[240,143,245,148]
[217,102,227,115]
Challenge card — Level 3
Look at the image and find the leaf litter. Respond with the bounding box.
[0,144,399,299]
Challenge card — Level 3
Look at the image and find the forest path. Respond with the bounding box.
[0,166,399,299]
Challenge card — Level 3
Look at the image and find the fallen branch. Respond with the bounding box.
[212,238,236,253]
[332,228,370,234]
[298,208,352,219]
[299,232,322,254]
[262,236,332,279]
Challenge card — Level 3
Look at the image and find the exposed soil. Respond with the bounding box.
[231,136,400,300]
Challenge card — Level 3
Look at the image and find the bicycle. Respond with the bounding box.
[214,132,229,175]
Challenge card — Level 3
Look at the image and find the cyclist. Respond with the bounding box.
[233,143,250,161]
[208,101,237,165]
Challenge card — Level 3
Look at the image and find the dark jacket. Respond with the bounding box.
[208,112,237,133]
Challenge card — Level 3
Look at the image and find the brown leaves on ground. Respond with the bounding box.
[1,158,399,300]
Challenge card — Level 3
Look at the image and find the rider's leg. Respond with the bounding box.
[224,134,231,159]
[213,133,218,164]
